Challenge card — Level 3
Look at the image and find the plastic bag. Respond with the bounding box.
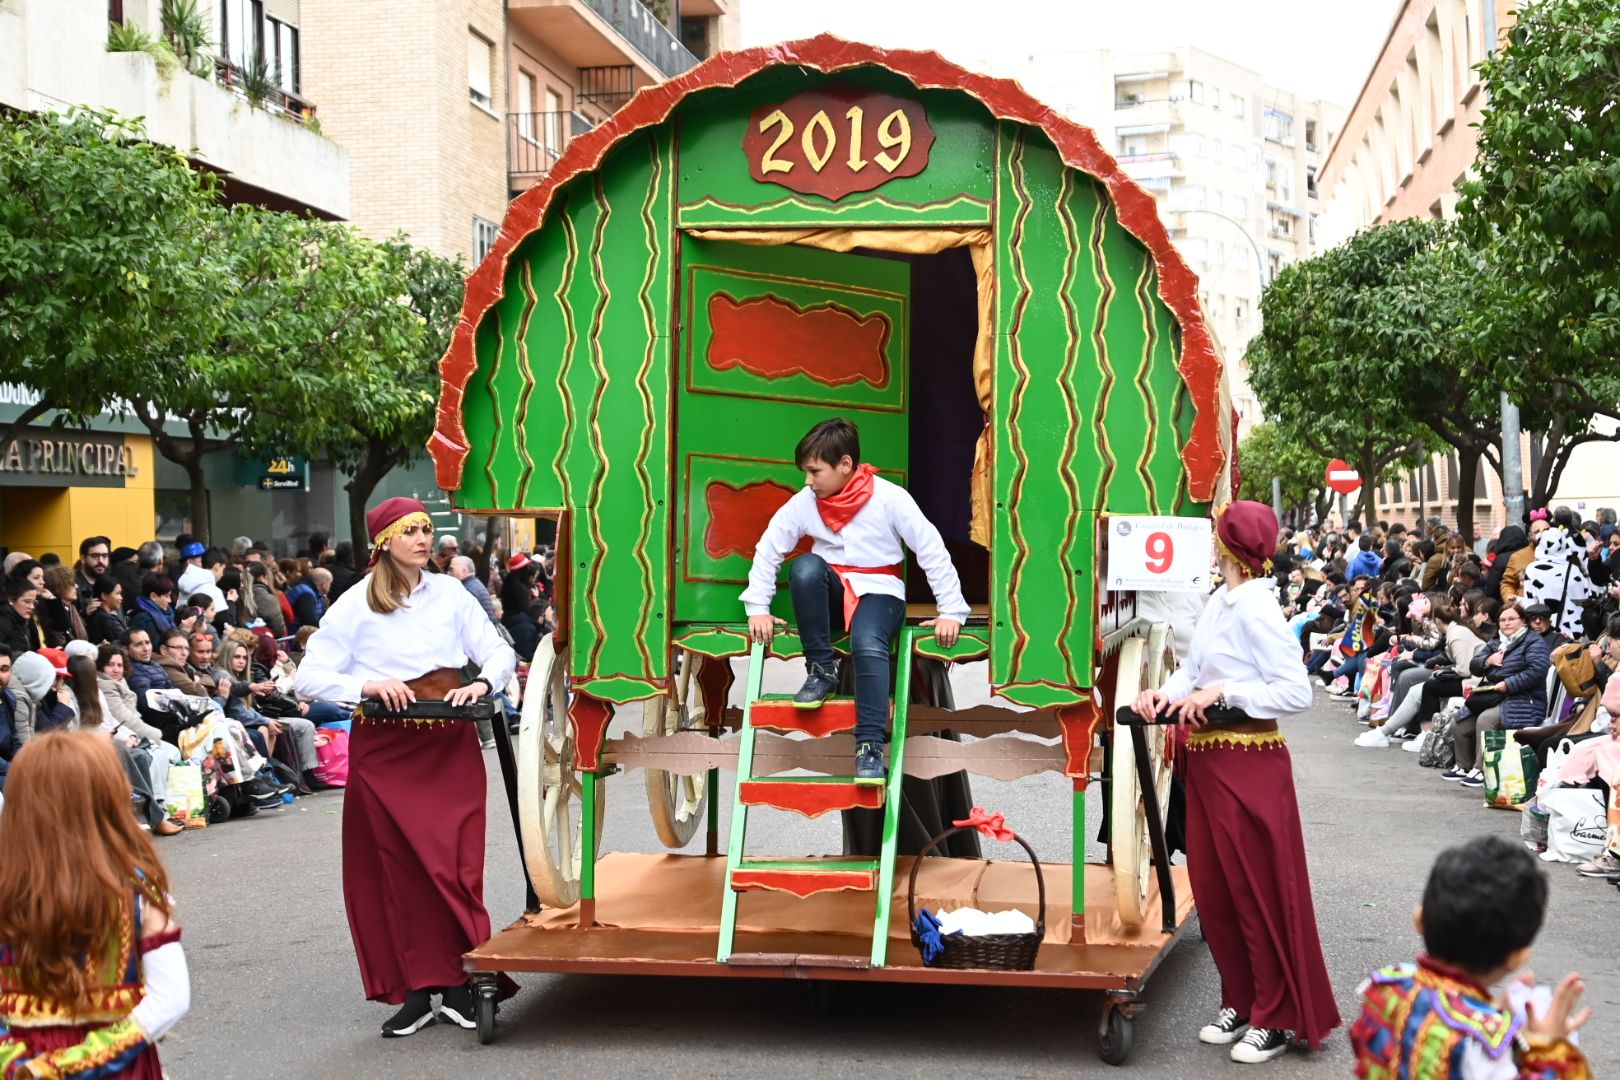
[165,762,208,830]
[1482,730,1538,809]
[1420,706,1460,769]
[1540,787,1607,863]
[314,729,349,788]
[1539,737,1576,792]
[1519,801,1549,851]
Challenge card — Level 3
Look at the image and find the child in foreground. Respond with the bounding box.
[743,418,970,780]
[0,731,191,1078]
[1350,834,1590,1079]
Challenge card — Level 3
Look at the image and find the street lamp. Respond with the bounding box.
[1169,206,1269,287]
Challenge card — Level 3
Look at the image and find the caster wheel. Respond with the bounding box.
[207,794,231,824]
[1098,1005,1133,1066]
[475,982,498,1045]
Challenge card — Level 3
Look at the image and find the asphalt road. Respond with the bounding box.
[158,667,1619,1079]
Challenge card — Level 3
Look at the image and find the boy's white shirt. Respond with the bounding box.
[740,476,971,621]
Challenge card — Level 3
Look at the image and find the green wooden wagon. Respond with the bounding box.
[430,36,1235,1062]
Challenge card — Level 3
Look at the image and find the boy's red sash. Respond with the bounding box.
[815,464,899,628]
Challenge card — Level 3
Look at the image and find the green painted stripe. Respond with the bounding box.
[753,694,856,703]
[737,858,878,872]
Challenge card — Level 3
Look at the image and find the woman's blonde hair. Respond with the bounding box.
[366,550,413,615]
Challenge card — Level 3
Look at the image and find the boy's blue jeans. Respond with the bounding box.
[788,553,904,747]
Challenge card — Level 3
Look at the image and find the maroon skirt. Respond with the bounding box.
[343,715,512,1004]
[1183,730,1341,1048]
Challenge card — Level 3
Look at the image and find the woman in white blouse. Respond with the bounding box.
[296,497,516,1039]
[1132,501,1338,1064]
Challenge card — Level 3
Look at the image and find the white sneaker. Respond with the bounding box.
[1402,733,1427,753]
[1198,1007,1249,1045]
[1231,1026,1291,1063]
[1353,730,1390,748]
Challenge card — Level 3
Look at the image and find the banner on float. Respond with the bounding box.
[1105,516,1213,593]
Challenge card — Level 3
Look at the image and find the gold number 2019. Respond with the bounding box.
[756,107,914,175]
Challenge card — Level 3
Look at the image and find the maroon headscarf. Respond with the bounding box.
[1216,501,1279,579]
[366,497,431,568]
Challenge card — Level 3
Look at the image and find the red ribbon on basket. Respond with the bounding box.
[953,806,1015,842]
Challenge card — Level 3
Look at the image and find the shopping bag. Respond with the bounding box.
[1609,784,1620,859]
[314,729,349,788]
[1539,737,1577,792]
[165,762,208,830]
[1420,705,1460,769]
[1520,801,1550,851]
[1482,730,1539,809]
[1540,787,1608,863]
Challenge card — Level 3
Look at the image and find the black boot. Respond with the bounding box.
[381,990,436,1037]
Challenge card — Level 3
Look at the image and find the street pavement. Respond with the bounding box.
[158,668,1619,1079]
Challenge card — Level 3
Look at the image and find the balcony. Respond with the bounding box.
[1113,97,1183,132]
[214,59,318,127]
[509,0,699,84]
[510,110,595,191]
[1117,151,1182,182]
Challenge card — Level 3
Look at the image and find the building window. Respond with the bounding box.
[474,217,499,262]
[1230,93,1245,118]
[1305,118,1319,152]
[1263,108,1294,145]
[544,89,563,155]
[1228,195,1248,219]
[265,16,299,94]
[219,0,264,69]
[1306,165,1319,198]
[468,30,494,109]
[517,70,537,141]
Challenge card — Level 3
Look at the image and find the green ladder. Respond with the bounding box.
[717,626,916,968]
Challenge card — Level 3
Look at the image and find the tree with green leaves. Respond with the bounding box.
[1459,0,1620,506]
[0,108,219,445]
[1237,422,1328,526]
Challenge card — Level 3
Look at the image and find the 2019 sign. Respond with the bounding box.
[743,86,934,201]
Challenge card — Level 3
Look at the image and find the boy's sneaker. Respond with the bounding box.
[1197,1006,1249,1045]
[1230,1026,1291,1064]
[1402,733,1428,753]
[1352,730,1390,749]
[1576,851,1620,877]
[854,741,886,781]
[1440,766,1469,782]
[381,990,437,1038]
[793,665,839,709]
[1459,770,1485,788]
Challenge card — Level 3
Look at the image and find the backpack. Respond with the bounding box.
[1420,705,1460,769]
[1551,641,1600,698]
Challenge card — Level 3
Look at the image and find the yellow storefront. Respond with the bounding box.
[0,428,156,561]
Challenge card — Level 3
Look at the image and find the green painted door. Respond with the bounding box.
[674,236,910,624]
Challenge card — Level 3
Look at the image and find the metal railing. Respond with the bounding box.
[582,0,699,79]
[215,59,318,125]
[510,111,595,181]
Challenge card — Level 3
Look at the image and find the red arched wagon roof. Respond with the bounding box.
[429,34,1227,502]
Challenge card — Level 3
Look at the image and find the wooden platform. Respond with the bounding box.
[466,853,1193,991]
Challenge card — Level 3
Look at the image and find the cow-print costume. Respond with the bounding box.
[1520,525,1598,638]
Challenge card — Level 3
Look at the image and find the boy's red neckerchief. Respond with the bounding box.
[816,463,877,533]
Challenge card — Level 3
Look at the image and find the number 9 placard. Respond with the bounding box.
[1105,516,1214,593]
[744,87,935,201]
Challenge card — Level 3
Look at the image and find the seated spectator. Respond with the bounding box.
[500,554,543,661]
[11,649,77,742]
[74,535,111,608]
[216,568,244,630]
[214,638,328,793]
[62,649,177,836]
[86,574,129,644]
[38,564,88,647]
[97,642,184,814]
[1357,604,1483,751]
[7,559,45,594]
[326,541,360,602]
[251,632,348,732]
[0,576,43,654]
[129,573,177,637]
[175,544,228,612]
[450,555,498,621]
[1446,602,1550,787]
[244,561,287,636]
[1349,836,1590,1077]
[172,605,206,638]
[274,560,299,630]
[0,648,16,792]
[1522,601,1569,652]
[287,567,330,630]
[144,629,277,810]
[1,552,32,577]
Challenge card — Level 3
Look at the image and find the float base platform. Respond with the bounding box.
[466,853,1193,990]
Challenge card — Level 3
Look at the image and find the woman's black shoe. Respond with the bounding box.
[437,985,478,1029]
[381,990,437,1037]
[302,769,338,792]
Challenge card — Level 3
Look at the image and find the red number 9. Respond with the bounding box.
[1145,532,1173,574]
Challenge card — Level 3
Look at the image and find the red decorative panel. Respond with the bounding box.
[707,293,891,389]
[703,479,811,561]
[568,692,615,772]
[742,85,934,201]
[750,698,858,737]
[1055,700,1102,782]
[739,779,884,818]
[731,867,878,898]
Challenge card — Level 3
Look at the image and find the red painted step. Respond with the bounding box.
[729,858,879,898]
[739,776,884,818]
[749,695,870,737]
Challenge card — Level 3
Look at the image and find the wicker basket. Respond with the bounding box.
[907,824,1045,970]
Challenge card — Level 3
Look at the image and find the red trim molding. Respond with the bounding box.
[750,698,858,737]
[429,35,1225,502]
[731,867,878,898]
[739,779,884,818]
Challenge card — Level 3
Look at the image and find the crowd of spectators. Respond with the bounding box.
[0,529,556,836]
[1276,504,1620,881]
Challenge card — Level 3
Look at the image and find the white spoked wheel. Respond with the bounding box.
[517,633,605,908]
[643,648,711,848]
[1110,626,1176,930]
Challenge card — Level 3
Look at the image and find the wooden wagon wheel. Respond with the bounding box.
[1110,624,1177,930]
[517,633,605,908]
[643,648,711,848]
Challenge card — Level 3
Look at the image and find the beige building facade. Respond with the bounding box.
[303,0,739,265]
[989,48,1342,434]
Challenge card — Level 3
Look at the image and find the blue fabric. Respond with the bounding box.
[1492,631,1552,728]
[1347,551,1383,580]
[912,907,960,965]
[789,553,905,746]
[134,596,174,633]
[0,689,16,791]
[305,699,352,732]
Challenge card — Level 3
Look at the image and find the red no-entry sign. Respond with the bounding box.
[1325,459,1362,495]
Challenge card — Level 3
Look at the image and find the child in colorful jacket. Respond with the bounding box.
[1351,835,1590,1079]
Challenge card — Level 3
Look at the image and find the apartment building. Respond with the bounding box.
[992,48,1342,434]
[0,0,351,554]
[302,0,739,265]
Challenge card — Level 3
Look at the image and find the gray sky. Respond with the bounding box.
[740,0,1397,111]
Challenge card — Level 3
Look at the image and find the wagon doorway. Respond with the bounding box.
[673,232,987,625]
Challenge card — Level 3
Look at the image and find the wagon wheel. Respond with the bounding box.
[1110,624,1177,930]
[643,648,711,848]
[517,633,606,908]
